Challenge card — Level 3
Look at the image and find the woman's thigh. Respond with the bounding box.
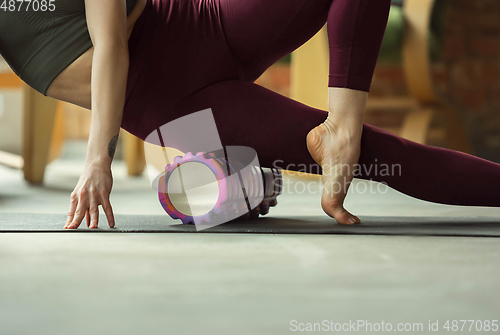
[124,0,330,138]
[218,0,332,81]
[124,0,242,137]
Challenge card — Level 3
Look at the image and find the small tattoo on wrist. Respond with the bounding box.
[108,134,119,159]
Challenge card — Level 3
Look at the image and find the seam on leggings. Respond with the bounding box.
[340,0,363,89]
[215,1,246,76]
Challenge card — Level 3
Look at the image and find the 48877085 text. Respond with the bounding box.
[1,0,55,12]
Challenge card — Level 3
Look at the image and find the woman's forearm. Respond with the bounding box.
[86,42,129,167]
[65,0,130,229]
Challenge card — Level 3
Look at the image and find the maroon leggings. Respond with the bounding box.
[123,0,500,207]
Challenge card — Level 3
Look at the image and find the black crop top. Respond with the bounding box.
[0,0,137,96]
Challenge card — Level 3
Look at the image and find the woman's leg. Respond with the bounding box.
[171,80,500,207]
[219,0,391,90]
[219,0,391,223]
[218,0,330,81]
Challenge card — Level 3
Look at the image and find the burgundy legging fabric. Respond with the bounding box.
[123,0,500,207]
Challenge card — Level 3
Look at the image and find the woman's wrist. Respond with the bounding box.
[85,139,116,168]
[84,153,113,176]
[85,129,120,167]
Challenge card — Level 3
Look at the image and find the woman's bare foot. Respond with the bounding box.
[306,121,361,224]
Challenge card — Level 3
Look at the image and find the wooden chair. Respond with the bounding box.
[0,68,147,183]
[290,0,471,153]
[21,83,65,183]
[0,55,68,179]
[0,70,24,169]
[0,68,66,176]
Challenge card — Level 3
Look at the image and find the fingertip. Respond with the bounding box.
[68,221,80,229]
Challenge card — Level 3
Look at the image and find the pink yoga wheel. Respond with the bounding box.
[158,151,282,225]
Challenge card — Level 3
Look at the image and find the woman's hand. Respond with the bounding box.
[65,164,115,229]
[62,0,129,229]
[306,87,368,224]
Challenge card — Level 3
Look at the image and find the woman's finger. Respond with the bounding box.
[101,197,115,228]
[67,208,86,229]
[65,192,78,228]
[89,200,100,229]
[67,193,88,229]
[86,210,90,228]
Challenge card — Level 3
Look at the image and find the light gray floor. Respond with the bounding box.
[1,140,500,335]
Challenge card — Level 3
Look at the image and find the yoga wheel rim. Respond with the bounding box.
[158,151,231,225]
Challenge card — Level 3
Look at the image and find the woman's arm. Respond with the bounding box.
[65,0,129,229]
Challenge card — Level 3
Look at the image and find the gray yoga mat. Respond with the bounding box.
[1,213,500,237]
